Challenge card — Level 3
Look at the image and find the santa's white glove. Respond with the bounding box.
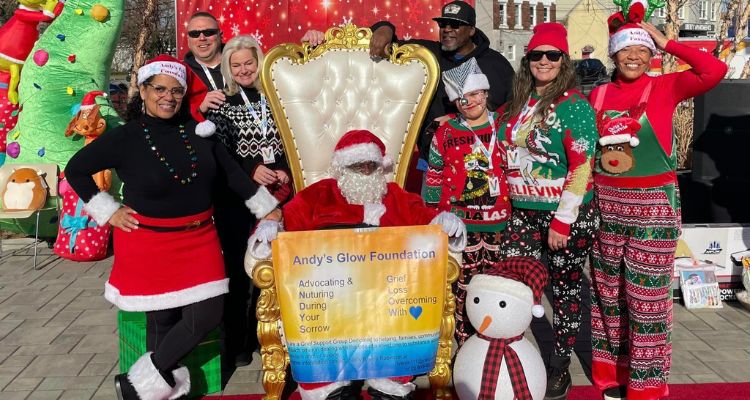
[247,220,281,260]
[430,211,467,252]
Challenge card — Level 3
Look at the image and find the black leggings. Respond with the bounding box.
[146,295,224,372]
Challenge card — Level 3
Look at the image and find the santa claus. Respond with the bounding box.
[248,129,467,400]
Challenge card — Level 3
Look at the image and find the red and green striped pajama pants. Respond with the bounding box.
[590,184,680,400]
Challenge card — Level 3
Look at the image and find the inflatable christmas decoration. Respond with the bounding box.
[454,257,549,400]
[53,174,111,261]
[64,90,111,191]
[612,0,665,22]
[1,0,124,236]
[0,0,64,163]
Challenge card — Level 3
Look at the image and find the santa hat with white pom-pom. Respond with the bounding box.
[331,129,393,170]
[470,256,549,318]
[137,54,216,137]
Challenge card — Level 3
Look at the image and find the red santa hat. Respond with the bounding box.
[331,130,393,170]
[598,115,641,147]
[79,91,107,111]
[470,257,549,318]
[527,22,569,55]
[137,55,216,137]
[608,1,656,56]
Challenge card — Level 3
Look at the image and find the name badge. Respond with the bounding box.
[261,146,276,164]
[488,175,501,197]
[506,146,521,170]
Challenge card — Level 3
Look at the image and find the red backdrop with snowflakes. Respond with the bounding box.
[176,0,473,56]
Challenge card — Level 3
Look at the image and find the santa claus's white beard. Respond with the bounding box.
[334,166,388,205]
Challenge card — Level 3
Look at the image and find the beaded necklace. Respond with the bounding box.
[142,122,199,185]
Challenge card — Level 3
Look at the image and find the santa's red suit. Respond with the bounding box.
[284,178,439,231]
[0,4,61,65]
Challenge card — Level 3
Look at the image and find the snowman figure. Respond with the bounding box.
[454,256,549,400]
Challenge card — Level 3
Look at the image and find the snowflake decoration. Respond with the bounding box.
[404,33,412,41]
[250,30,264,47]
[231,23,240,36]
[570,138,590,154]
[339,16,353,26]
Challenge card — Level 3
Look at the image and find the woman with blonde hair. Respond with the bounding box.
[200,34,290,367]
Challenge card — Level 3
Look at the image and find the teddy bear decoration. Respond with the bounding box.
[597,111,641,174]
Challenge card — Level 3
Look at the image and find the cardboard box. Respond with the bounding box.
[674,223,749,301]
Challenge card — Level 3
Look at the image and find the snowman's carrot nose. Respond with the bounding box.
[478,315,492,334]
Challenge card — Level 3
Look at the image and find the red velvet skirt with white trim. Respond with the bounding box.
[105,208,228,312]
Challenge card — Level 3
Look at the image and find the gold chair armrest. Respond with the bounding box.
[252,260,289,400]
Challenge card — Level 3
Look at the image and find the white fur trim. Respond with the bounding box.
[194,120,216,137]
[169,366,191,399]
[367,378,416,397]
[609,27,656,56]
[105,279,229,311]
[42,9,55,18]
[83,191,120,226]
[532,304,545,318]
[298,381,351,400]
[245,186,279,219]
[127,352,173,400]
[598,133,632,146]
[331,143,384,168]
[630,136,640,147]
[137,61,187,88]
[470,275,534,304]
[364,203,386,226]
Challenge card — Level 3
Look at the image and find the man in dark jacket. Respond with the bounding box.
[183,12,226,100]
[369,1,514,174]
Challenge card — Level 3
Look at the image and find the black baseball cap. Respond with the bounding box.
[433,1,476,27]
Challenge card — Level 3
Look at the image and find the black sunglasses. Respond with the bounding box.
[437,20,468,29]
[528,50,564,62]
[187,28,219,38]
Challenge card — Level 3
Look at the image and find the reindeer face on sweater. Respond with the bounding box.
[600,143,634,174]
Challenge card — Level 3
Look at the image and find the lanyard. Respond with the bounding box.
[510,96,539,142]
[461,111,497,171]
[200,64,219,90]
[240,90,268,138]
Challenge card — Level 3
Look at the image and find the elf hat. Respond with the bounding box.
[137,54,216,137]
[527,22,569,55]
[470,256,549,318]
[608,1,656,56]
[331,130,393,170]
[80,91,107,111]
[598,116,642,147]
[443,58,489,102]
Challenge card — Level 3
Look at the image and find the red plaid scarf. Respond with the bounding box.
[476,333,532,400]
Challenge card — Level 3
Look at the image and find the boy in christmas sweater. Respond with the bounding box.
[423,58,512,346]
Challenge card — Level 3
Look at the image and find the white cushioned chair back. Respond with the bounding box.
[262,24,439,190]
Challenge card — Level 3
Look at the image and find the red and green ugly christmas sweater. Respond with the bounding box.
[423,112,511,232]
[498,90,597,236]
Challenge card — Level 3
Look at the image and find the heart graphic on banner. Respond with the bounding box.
[409,306,423,320]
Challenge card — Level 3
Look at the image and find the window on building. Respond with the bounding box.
[514,4,521,28]
[710,1,716,20]
[653,8,665,18]
[531,6,537,26]
[544,6,550,22]
[677,7,684,19]
[507,45,516,61]
[499,3,507,27]
[700,1,708,19]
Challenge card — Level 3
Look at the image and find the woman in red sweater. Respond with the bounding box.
[588,7,727,400]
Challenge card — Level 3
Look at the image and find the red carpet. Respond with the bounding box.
[202,382,750,399]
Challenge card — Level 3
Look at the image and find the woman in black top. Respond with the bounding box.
[199,35,291,368]
[65,55,279,400]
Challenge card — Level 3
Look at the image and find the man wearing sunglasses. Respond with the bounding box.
[184,11,227,112]
[368,1,514,191]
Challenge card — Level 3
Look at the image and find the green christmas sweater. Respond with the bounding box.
[498,90,597,236]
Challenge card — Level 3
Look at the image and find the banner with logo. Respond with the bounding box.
[175,0,474,56]
[272,225,447,383]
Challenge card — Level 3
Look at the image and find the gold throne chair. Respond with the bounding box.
[247,23,459,399]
